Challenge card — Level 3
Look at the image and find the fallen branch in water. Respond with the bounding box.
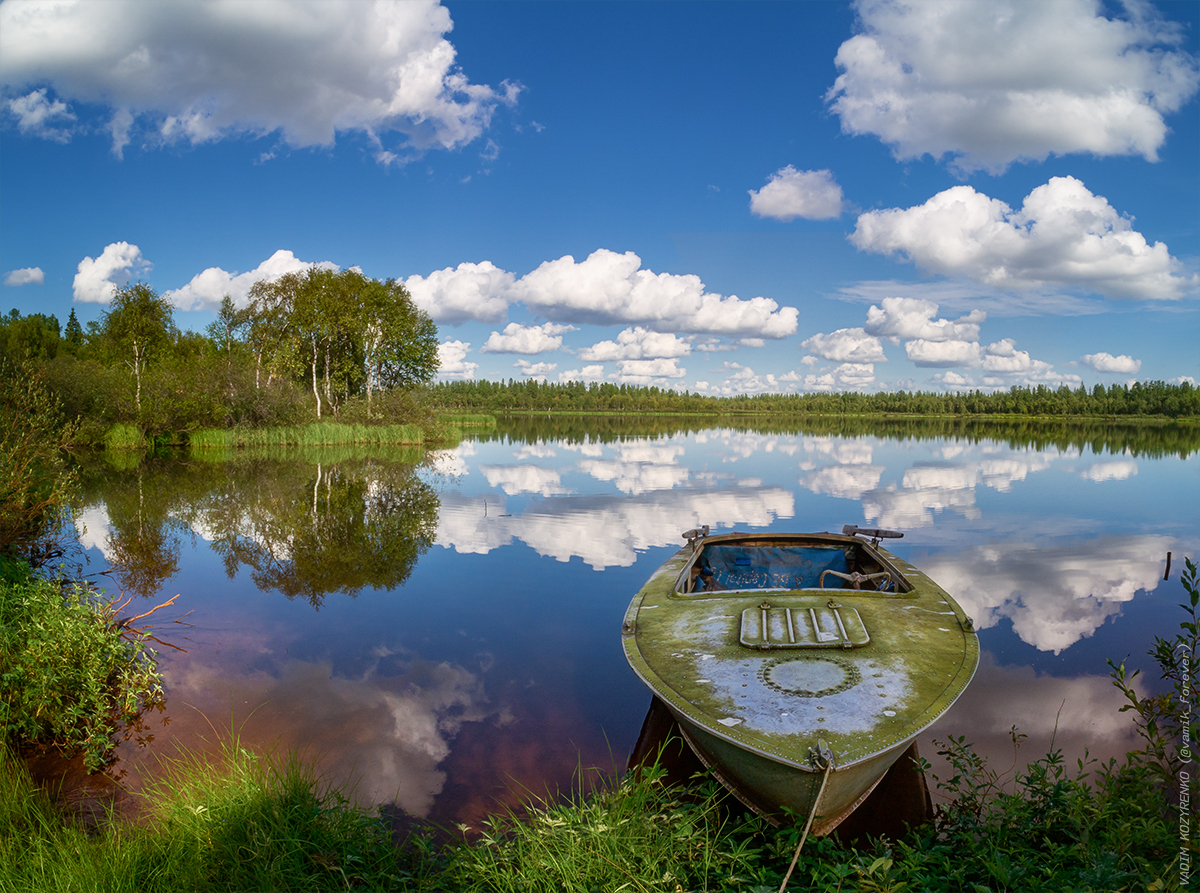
[114,593,180,630]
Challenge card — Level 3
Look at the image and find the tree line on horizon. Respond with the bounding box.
[0,267,439,444]
[430,376,1200,418]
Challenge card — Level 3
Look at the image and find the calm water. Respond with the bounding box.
[73,418,1199,826]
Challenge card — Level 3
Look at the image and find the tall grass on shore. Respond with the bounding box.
[102,423,146,452]
[187,442,427,466]
[189,422,425,450]
[438,413,497,428]
[0,740,403,893]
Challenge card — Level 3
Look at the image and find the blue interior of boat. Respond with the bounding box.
[695,545,850,591]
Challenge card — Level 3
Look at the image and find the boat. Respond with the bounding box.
[621,525,979,835]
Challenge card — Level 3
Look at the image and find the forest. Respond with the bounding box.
[430,376,1200,418]
[0,267,439,445]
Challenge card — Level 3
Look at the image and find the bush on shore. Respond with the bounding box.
[0,567,164,772]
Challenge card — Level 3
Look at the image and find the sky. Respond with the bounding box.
[1,0,1198,395]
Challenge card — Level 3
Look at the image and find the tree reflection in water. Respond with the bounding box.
[78,448,440,605]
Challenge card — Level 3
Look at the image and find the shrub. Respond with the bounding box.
[0,572,164,771]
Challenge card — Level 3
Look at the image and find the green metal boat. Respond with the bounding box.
[622,525,979,834]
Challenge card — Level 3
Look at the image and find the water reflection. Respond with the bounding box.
[435,486,795,568]
[159,641,493,813]
[76,452,439,605]
[922,536,1177,653]
[72,417,1199,827]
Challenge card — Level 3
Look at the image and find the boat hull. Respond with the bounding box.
[622,530,978,830]
[673,708,909,834]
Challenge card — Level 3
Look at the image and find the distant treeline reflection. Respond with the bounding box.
[481,414,1200,459]
[78,453,438,604]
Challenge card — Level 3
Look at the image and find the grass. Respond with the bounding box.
[103,424,147,452]
[437,413,497,428]
[0,740,403,893]
[1,737,1180,892]
[189,422,425,450]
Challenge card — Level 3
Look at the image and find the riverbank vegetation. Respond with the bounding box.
[0,568,164,773]
[0,269,440,448]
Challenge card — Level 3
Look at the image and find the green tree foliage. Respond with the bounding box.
[62,308,83,355]
[246,267,439,420]
[362,278,438,415]
[0,361,77,567]
[430,378,1200,419]
[100,283,179,412]
[204,294,250,354]
[0,309,60,364]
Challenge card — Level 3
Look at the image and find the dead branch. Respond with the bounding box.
[118,594,180,628]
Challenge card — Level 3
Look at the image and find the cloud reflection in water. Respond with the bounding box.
[436,486,795,568]
[922,535,1176,653]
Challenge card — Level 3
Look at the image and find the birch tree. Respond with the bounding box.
[101,283,177,413]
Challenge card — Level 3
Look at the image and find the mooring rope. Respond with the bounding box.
[777,754,834,893]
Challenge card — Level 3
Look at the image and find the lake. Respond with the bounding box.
[71,417,1199,828]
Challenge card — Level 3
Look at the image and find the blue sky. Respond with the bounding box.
[2,0,1197,394]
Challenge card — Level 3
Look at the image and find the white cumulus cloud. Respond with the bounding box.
[405,261,514,324]
[165,250,337,311]
[864,297,985,344]
[851,177,1195,300]
[514,359,556,378]
[481,322,574,355]
[1081,352,1142,373]
[578,327,691,361]
[1080,460,1138,482]
[6,87,74,140]
[906,339,983,368]
[907,337,1053,375]
[72,241,151,304]
[0,0,518,160]
[436,340,476,380]
[826,0,1200,172]
[748,166,843,221]
[612,357,686,384]
[4,266,44,286]
[558,365,605,384]
[510,249,799,338]
[801,327,886,363]
[979,338,1040,374]
[804,363,876,391]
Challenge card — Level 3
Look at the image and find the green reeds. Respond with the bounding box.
[103,423,146,452]
[189,422,425,450]
[438,413,497,427]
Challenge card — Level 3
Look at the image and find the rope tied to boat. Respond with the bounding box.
[777,742,835,893]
